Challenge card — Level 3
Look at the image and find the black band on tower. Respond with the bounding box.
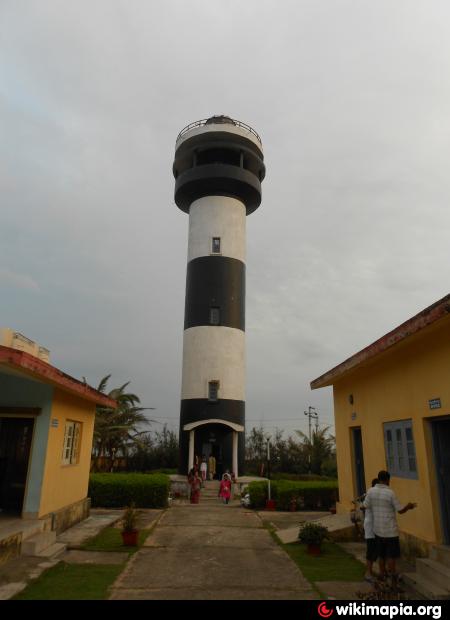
[184,256,245,331]
[180,398,245,428]
[175,164,262,215]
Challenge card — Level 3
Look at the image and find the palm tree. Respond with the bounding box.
[295,426,336,475]
[92,374,155,471]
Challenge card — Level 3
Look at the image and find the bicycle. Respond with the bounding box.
[350,494,365,540]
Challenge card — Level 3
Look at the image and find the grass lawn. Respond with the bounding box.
[15,526,153,600]
[14,562,125,600]
[81,526,151,554]
[283,541,365,583]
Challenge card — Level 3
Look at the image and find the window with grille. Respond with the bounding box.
[209,307,220,325]
[62,421,82,465]
[208,381,219,402]
[383,420,417,479]
[212,237,221,254]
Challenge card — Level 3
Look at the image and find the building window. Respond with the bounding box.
[208,381,219,402]
[383,420,417,479]
[62,420,81,465]
[212,237,221,254]
[209,307,220,325]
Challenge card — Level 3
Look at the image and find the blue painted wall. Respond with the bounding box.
[0,373,53,515]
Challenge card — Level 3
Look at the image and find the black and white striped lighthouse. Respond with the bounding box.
[173,116,265,477]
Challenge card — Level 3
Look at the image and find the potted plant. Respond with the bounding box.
[121,504,139,546]
[298,522,329,556]
[289,496,298,512]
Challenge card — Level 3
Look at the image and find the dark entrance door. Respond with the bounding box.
[431,418,450,544]
[195,424,230,480]
[0,417,34,513]
[352,427,366,498]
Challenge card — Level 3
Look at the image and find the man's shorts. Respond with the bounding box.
[375,535,401,559]
[366,538,378,561]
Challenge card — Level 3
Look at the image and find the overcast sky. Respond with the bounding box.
[1,1,449,439]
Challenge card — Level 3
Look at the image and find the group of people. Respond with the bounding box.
[361,469,417,582]
[193,454,217,482]
[187,454,233,505]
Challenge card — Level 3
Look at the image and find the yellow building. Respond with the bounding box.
[0,332,116,537]
[311,294,450,556]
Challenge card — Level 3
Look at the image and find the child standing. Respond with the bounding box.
[363,478,379,582]
[219,473,232,504]
[200,455,208,485]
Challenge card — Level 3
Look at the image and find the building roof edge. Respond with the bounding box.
[0,345,117,408]
[310,293,450,389]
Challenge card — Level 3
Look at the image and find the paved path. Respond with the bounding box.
[109,499,316,600]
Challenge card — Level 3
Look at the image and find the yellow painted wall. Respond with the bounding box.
[333,316,450,545]
[38,388,95,517]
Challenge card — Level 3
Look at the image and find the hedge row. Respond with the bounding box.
[89,473,170,508]
[270,473,335,482]
[248,480,338,511]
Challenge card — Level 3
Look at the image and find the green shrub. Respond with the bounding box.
[298,521,330,544]
[248,480,338,511]
[248,481,278,509]
[89,473,170,508]
[271,473,336,482]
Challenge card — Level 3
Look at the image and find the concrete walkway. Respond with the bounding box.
[109,499,317,600]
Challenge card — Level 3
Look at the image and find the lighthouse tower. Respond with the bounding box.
[173,116,265,477]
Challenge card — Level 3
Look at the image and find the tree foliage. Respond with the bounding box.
[295,426,336,476]
[92,374,154,471]
[245,425,336,477]
[127,425,179,471]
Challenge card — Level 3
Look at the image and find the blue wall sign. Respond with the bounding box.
[429,398,441,410]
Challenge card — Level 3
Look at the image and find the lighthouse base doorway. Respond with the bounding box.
[197,424,226,479]
[181,419,244,478]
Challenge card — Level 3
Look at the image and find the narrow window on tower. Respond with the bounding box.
[208,381,219,402]
[212,237,221,254]
[209,307,220,325]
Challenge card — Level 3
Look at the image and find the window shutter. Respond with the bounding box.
[72,423,81,464]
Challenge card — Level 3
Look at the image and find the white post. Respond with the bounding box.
[232,431,239,479]
[188,430,195,472]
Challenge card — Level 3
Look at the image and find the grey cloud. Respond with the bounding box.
[1,0,449,437]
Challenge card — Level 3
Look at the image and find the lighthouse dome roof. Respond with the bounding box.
[205,115,235,125]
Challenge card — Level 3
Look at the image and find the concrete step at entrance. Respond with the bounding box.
[36,542,67,559]
[21,531,56,556]
[430,545,450,569]
[416,558,450,592]
[403,572,450,600]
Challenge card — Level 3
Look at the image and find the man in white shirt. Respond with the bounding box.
[363,470,416,579]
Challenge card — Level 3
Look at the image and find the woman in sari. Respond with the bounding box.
[188,468,201,504]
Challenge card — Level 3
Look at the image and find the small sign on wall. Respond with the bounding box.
[51,418,59,428]
[351,412,357,421]
[429,398,441,410]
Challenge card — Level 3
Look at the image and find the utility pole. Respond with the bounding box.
[304,406,318,443]
[304,406,318,473]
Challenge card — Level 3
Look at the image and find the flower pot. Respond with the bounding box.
[121,530,139,546]
[306,543,321,556]
[265,499,276,511]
